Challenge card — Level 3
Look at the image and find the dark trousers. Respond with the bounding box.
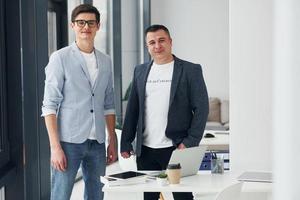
[137,145,193,200]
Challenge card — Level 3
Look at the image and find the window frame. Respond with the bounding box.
[0,0,10,169]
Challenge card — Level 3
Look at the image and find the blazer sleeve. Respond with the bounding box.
[182,64,209,147]
[121,67,139,153]
[104,62,116,115]
[41,52,64,116]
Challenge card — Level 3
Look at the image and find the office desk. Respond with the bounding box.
[114,129,229,172]
[114,129,229,152]
[103,171,272,200]
[201,130,229,151]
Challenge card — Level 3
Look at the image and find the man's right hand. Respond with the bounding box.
[45,114,67,171]
[51,146,67,172]
[121,151,134,159]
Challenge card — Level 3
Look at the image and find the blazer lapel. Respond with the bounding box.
[71,43,93,89]
[169,57,183,107]
[92,51,102,92]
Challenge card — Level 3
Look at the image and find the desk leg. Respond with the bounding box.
[104,192,143,200]
[193,192,216,200]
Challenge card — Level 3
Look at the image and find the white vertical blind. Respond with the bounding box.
[273,0,300,199]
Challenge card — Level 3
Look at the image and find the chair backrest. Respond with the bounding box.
[115,129,137,171]
[215,182,243,200]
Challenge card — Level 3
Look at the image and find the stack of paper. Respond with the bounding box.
[101,171,148,186]
[237,171,272,183]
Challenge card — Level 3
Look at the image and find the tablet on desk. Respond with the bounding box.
[102,171,148,186]
[107,171,147,180]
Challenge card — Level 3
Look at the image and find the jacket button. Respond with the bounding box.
[92,93,94,96]
[90,109,93,113]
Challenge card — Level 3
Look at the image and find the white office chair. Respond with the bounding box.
[194,182,243,200]
[115,129,137,171]
[215,182,243,200]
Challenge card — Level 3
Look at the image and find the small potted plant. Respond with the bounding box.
[156,172,168,186]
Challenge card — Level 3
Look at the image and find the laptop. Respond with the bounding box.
[168,145,207,177]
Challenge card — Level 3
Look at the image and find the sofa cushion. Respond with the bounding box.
[207,97,221,122]
[221,100,229,124]
[205,121,227,131]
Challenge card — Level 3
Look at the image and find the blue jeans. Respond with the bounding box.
[51,140,106,200]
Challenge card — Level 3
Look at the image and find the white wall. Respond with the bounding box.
[151,0,229,100]
[230,0,273,171]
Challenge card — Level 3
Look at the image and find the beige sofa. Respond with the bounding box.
[206,97,229,131]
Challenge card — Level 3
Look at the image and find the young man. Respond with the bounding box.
[42,4,117,200]
[121,24,209,200]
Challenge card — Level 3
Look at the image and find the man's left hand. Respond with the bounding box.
[107,137,117,165]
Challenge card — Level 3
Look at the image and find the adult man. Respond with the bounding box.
[42,4,117,200]
[121,24,209,200]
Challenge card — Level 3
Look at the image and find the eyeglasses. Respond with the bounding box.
[73,20,98,28]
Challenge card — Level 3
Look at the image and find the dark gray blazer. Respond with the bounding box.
[121,56,209,157]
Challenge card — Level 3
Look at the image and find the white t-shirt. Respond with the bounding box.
[81,50,98,140]
[143,61,174,148]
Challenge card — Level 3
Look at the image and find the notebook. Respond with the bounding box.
[168,145,207,177]
[237,171,272,183]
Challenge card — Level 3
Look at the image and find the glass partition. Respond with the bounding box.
[47,11,57,56]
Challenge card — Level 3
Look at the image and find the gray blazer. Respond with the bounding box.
[42,43,115,144]
[121,56,209,157]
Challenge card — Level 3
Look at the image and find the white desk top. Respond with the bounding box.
[103,171,271,194]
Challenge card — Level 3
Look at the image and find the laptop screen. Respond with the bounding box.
[168,145,207,177]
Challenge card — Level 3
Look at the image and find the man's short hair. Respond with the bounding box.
[145,24,171,38]
[71,4,100,23]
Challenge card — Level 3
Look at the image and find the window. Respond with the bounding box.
[93,0,109,54]
[47,11,57,56]
[48,0,68,52]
